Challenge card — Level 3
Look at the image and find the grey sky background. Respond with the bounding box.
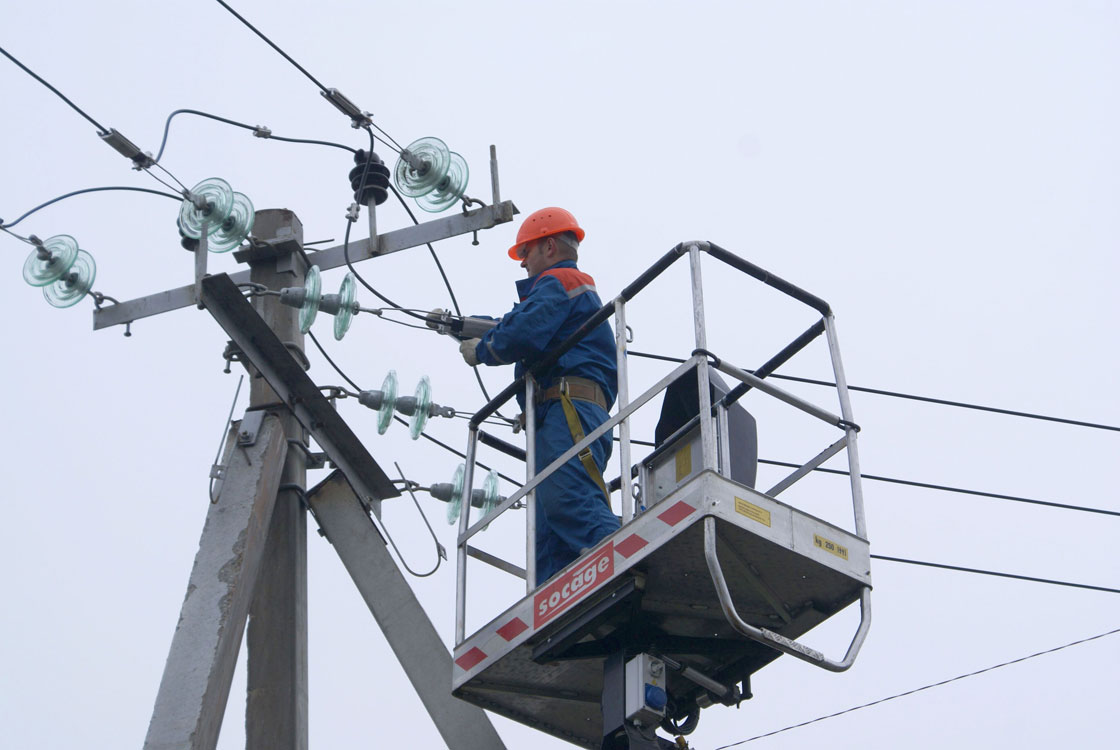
[1,1,1117,748]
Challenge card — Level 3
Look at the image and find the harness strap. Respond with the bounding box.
[558,390,612,508]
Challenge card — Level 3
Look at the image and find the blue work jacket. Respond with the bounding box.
[475,260,618,411]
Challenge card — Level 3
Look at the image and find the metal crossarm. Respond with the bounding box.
[93,201,517,330]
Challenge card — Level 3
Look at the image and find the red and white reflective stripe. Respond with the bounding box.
[657,500,696,526]
[614,533,649,558]
[454,500,699,676]
[454,647,487,671]
[496,617,529,641]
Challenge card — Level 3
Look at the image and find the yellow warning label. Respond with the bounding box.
[674,446,692,482]
[813,534,849,560]
[734,497,771,527]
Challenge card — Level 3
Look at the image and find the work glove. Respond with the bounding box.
[459,338,481,366]
[426,308,448,330]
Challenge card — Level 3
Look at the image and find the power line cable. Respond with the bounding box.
[770,372,1120,434]
[616,438,1116,519]
[389,183,463,315]
[871,554,1120,595]
[712,626,1120,748]
[758,458,1119,518]
[394,416,522,488]
[307,329,360,391]
[0,44,107,133]
[153,108,360,163]
[626,350,1119,434]
[1,186,181,229]
[212,1,409,157]
[211,0,330,94]
[0,44,190,195]
[369,460,443,578]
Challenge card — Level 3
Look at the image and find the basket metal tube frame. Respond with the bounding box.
[454,241,869,650]
[704,517,871,672]
[458,357,701,547]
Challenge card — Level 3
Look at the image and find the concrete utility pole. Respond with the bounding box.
[139,199,516,750]
[245,210,309,750]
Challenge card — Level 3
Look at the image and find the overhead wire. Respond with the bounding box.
[712,626,1120,748]
[769,372,1120,434]
[307,329,360,391]
[758,458,1119,518]
[393,416,523,488]
[389,183,463,315]
[626,350,1120,434]
[871,554,1120,595]
[0,44,197,198]
[210,0,403,157]
[1,186,182,229]
[364,460,443,578]
[211,0,331,94]
[0,44,107,133]
[153,108,360,162]
[619,440,1116,519]
[206,0,520,461]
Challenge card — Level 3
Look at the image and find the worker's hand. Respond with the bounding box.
[459,338,481,366]
[426,308,448,330]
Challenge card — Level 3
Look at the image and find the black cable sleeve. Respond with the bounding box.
[479,430,527,462]
[720,320,827,408]
[706,241,831,316]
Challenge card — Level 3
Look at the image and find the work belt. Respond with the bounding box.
[535,376,609,411]
[535,377,611,508]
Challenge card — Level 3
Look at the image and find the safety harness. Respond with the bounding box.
[536,376,612,507]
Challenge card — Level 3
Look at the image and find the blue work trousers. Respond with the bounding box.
[533,399,620,583]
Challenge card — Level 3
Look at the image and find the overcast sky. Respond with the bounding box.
[1,2,1117,748]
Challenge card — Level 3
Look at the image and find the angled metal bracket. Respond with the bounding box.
[198,273,398,517]
[238,410,266,446]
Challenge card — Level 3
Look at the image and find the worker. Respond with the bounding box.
[440,207,620,584]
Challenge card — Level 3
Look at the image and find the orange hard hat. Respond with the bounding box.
[507,207,586,260]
